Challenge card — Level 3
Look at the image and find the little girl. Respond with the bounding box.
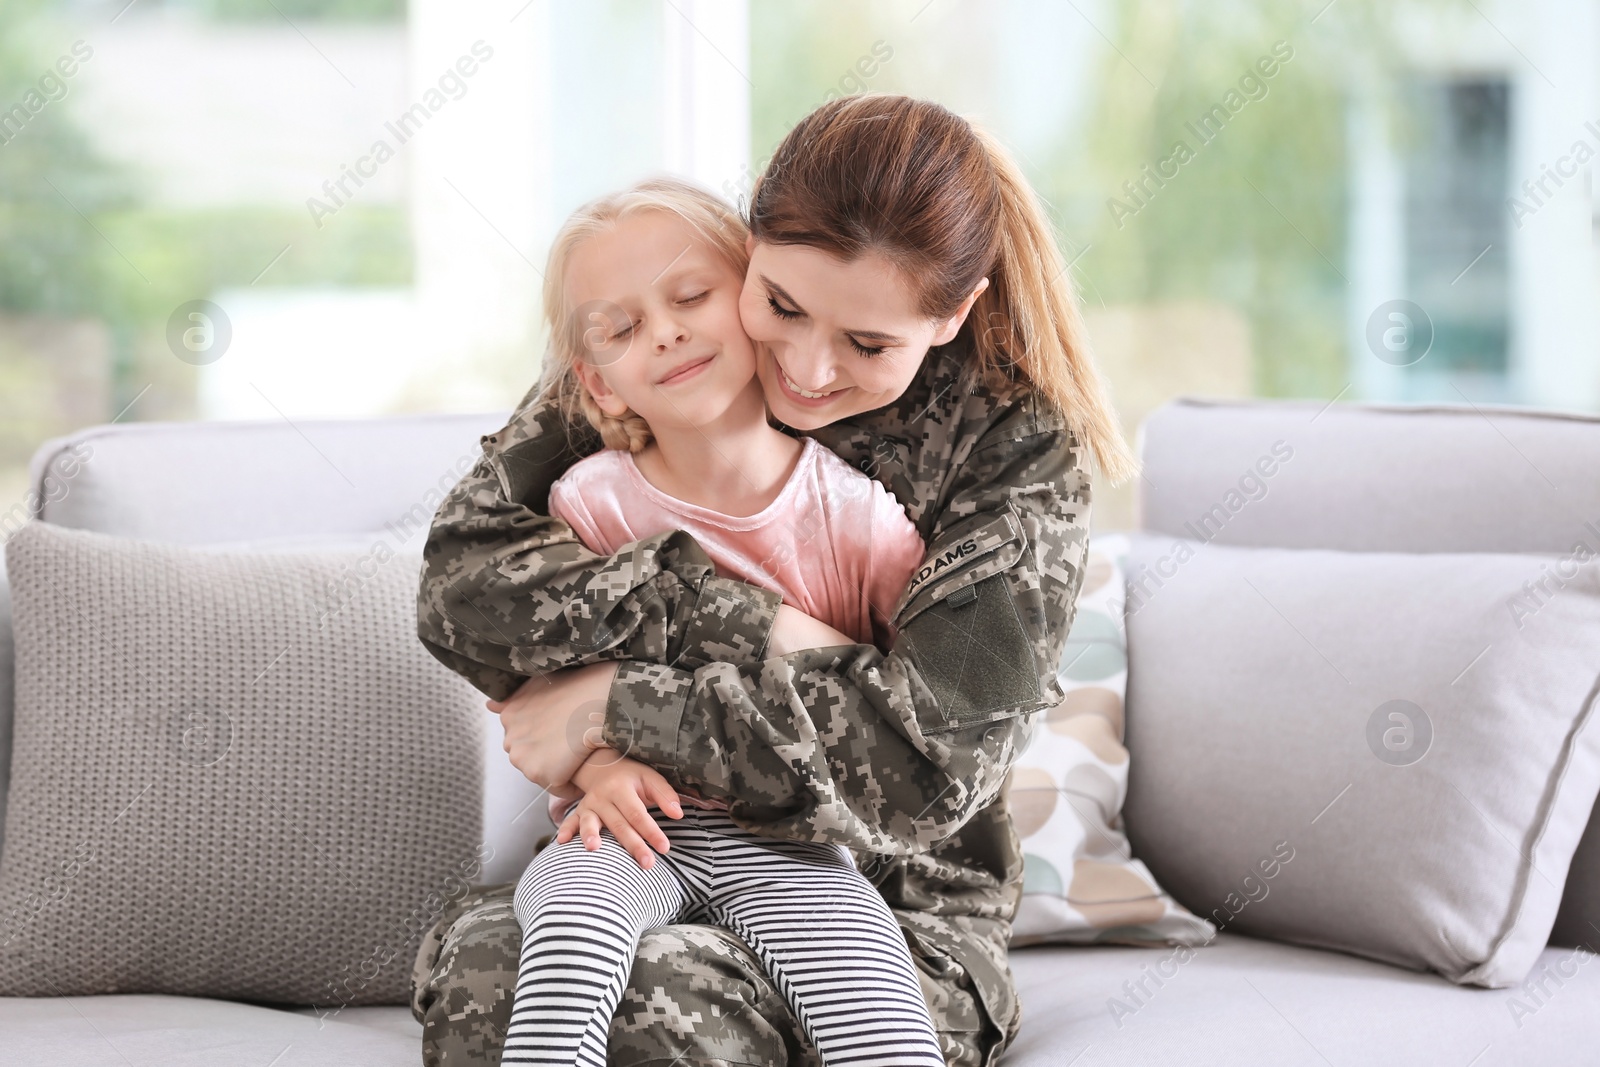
[499,177,945,1067]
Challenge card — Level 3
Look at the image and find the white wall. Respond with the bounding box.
[660,0,751,196]
[1507,0,1600,411]
[86,1,752,420]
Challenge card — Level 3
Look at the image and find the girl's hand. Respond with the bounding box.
[488,661,620,794]
[556,750,685,869]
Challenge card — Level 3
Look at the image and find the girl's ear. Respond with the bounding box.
[931,276,990,346]
[573,360,631,419]
[745,232,756,257]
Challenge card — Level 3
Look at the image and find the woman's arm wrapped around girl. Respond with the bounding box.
[416,342,1091,858]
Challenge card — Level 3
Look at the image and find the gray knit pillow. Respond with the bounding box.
[0,522,486,1006]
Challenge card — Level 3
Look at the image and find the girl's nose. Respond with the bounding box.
[653,313,690,351]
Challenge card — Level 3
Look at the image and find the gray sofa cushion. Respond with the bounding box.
[1121,534,1600,988]
[1138,396,1600,958]
[0,993,423,1066]
[1005,934,1600,1066]
[3,933,1596,1066]
[0,522,487,1005]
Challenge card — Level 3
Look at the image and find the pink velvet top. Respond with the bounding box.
[553,436,925,646]
[546,435,926,823]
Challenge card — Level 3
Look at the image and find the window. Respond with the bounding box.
[3,0,1593,535]
[1400,77,1512,395]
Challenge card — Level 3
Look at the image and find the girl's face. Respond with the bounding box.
[738,236,987,430]
[569,210,760,437]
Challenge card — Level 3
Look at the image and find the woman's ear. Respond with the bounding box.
[931,276,991,346]
[745,232,756,257]
[573,361,631,419]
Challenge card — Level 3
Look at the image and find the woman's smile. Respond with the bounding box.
[775,360,842,404]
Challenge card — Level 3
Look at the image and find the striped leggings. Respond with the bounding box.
[503,805,945,1066]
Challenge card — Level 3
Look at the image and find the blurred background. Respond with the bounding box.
[1,0,1595,530]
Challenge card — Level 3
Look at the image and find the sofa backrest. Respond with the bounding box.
[8,399,1598,897]
[1137,396,1600,554]
[0,410,561,882]
[25,412,511,545]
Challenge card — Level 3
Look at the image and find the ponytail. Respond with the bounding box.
[967,126,1139,485]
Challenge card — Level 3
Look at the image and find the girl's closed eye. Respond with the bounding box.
[609,291,709,342]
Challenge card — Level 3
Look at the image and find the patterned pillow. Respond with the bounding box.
[1007,532,1214,947]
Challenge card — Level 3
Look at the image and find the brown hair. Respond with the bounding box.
[537,176,750,452]
[749,94,1137,484]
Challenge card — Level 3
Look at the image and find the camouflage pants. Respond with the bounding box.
[410,880,994,1066]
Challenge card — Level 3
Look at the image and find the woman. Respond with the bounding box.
[410,94,1136,1067]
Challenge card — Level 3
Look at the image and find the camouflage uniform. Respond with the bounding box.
[412,335,1092,1065]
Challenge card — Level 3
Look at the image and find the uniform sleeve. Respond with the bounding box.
[602,399,1092,856]
[414,386,782,703]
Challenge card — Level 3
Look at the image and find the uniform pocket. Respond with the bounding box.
[893,507,1025,624]
[901,925,988,1062]
[894,505,1045,732]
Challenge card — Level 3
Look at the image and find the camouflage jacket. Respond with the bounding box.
[415,335,1092,1057]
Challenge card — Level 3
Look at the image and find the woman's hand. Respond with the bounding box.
[555,750,685,869]
[487,661,621,794]
[765,603,856,657]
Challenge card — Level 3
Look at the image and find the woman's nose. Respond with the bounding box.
[783,342,836,392]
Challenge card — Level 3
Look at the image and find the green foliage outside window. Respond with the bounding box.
[751,0,1431,401]
[185,0,405,22]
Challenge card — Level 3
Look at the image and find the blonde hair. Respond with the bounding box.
[537,176,750,452]
[748,94,1139,485]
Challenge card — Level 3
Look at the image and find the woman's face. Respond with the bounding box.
[738,237,984,430]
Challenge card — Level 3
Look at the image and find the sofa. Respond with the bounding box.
[0,396,1596,1066]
